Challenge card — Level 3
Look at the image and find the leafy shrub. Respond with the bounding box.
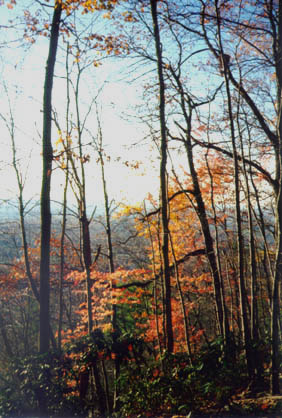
[117,337,248,416]
[0,352,85,417]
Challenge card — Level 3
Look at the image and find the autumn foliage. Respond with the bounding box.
[0,0,281,416]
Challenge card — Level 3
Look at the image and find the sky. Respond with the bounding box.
[0,0,215,219]
[0,2,161,215]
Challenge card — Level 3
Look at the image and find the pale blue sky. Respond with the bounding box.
[0,3,161,211]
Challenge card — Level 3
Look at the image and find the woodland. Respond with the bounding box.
[0,0,281,416]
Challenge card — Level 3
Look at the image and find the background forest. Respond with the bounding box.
[0,0,281,416]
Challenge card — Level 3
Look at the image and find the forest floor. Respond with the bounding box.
[166,393,282,417]
[157,389,282,417]
[224,396,280,416]
[223,392,282,416]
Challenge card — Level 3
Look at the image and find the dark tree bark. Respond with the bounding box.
[38,2,62,415]
[150,0,173,353]
[39,0,62,355]
[271,0,282,395]
[170,69,226,340]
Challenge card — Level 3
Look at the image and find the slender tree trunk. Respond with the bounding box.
[58,162,68,351]
[271,0,282,395]
[71,61,106,414]
[150,0,173,353]
[169,232,193,363]
[205,151,230,344]
[185,115,225,338]
[272,186,282,395]
[38,3,62,415]
[2,89,40,302]
[99,151,115,274]
[39,1,62,356]
[96,118,117,413]
[169,65,226,340]
[10,114,57,349]
[238,123,258,343]
[215,1,254,380]
[144,202,163,359]
[57,45,71,352]
[246,122,273,306]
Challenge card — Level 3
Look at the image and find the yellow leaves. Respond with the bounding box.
[55,136,63,147]
[270,71,276,81]
[115,203,143,218]
[103,11,111,19]
[59,0,119,16]
[74,49,81,63]
[93,60,101,67]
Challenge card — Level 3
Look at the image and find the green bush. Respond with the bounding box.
[117,338,248,416]
[0,352,85,417]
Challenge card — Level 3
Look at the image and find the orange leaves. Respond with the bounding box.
[83,32,129,56]
[58,0,120,16]
[195,124,207,135]
[6,2,15,9]
[66,268,152,340]
[121,10,136,22]
[20,0,123,50]
[2,0,16,9]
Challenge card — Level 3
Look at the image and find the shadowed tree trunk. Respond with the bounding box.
[39,1,62,356]
[271,0,282,395]
[150,0,173,353]
[39,2,62,415]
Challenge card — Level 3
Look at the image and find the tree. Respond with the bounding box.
[150,0,173,353]
[0,0,281,414]
[40,0,62,357]
[161,0,280,393]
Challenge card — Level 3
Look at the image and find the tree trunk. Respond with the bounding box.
[39,0,61,355]
[215,1,254,379]
[57,45,71,352]
[96,121,118,413]
[38,2,62,415]
[205,151,230,345]
[150,0,173,353]
[169,64,226,341]
[271,0,282,395]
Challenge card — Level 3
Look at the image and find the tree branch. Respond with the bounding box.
[113,248,206,289]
